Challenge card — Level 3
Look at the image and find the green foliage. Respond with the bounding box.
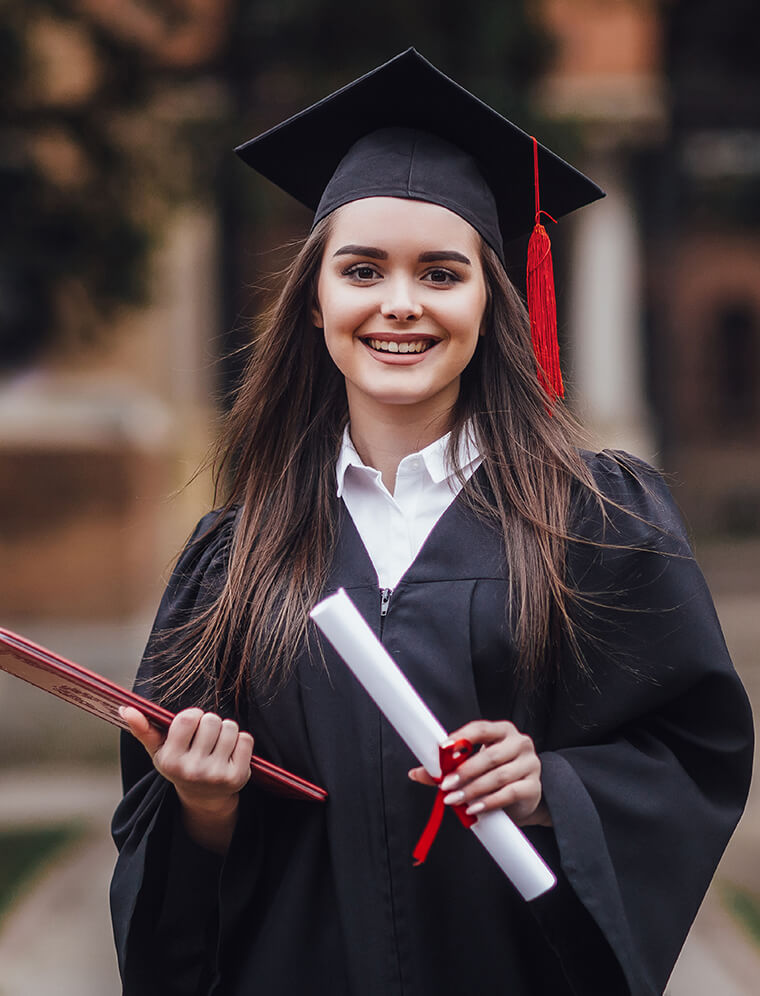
[722,881,760,947]
[0,0,218,369]
[0,823,83,922]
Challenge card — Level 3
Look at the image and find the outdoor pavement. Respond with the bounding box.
[0,767,122,996]
[0,555,758,994]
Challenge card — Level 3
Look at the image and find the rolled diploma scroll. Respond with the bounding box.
[310,587,556,902]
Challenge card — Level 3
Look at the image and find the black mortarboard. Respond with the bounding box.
[235,48,605,401]
[235,47,604,265]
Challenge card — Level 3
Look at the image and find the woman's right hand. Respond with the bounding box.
[120,705,254,854]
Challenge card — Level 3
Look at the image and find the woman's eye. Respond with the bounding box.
[344,264,379,281]
[424,268,459,284]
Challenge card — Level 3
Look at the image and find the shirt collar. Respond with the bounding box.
[336,427,368,498]
[336,423,480,496]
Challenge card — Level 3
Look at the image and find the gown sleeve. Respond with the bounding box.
[110,508,255,996]
[533,450,754,996]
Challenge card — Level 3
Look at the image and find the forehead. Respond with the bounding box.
[325,196,482,253]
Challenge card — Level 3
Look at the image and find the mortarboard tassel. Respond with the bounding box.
[527,136,564,401]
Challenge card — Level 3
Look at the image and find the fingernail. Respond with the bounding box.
[440,774,459,791]
[466,802,485,815]
[443,790,465,805]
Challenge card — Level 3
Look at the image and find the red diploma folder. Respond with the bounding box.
[0,626,326,803]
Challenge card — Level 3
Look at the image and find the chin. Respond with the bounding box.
[366,388,437,408]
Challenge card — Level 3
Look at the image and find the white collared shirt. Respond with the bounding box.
[336,425,482,589]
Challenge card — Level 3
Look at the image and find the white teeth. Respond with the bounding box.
[367,339,434,354]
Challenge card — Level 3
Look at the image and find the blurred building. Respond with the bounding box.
[538,0,760,532]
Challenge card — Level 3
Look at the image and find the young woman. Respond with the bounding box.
[111,50,753,996]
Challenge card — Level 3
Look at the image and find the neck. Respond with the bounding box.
[346,393,456,493]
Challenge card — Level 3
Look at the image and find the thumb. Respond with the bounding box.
[119,705,166,757]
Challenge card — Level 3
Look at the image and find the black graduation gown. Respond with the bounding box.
[110,451,753,996]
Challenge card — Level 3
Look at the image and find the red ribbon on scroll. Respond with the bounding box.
[412,738,477,865]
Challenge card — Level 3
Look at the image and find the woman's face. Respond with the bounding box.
[314,197,488,420]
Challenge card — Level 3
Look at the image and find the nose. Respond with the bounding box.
[380,276,423,322]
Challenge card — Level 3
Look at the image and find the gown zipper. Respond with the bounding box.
[377,583,403,989]
[379,587,392,637]
[380,587,392,617]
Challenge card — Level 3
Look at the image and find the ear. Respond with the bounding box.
[311,301,324,328]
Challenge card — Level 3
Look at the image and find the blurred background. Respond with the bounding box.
[0,1,758,993]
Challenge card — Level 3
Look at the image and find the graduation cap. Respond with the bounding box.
[235,48,605,401]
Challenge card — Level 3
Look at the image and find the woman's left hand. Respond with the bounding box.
[408,719,552,827]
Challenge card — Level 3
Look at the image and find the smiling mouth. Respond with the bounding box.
[363,338,437,355]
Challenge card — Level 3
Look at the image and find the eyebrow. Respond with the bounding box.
[333,245,388,260]
[333,245,472,266]
[419,250,471,265]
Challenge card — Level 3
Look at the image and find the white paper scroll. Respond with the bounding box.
[309,587,556,902]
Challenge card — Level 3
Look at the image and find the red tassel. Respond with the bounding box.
[527,138,564,402]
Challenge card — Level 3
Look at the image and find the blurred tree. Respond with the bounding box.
[0,0,553,373]
[0,0,233,370]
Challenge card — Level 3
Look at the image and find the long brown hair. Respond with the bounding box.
[153,214,627,711]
